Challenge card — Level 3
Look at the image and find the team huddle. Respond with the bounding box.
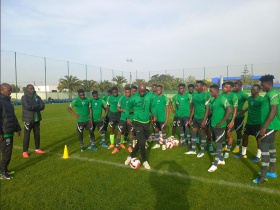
[67,75,279,184]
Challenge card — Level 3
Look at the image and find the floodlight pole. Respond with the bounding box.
[127,59,133,87]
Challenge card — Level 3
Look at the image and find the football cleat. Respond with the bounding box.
[234,154,247,159]
[232,147,240,153]
[252,176,267,184]
[251,157,261,162]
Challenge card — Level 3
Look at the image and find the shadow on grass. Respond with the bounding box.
[150,160,190,210]
[240,149,259,179]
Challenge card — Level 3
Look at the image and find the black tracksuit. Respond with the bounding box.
[21,91,45,152]
[0,94,21,173]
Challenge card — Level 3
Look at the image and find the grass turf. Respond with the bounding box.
[1,103,280,209]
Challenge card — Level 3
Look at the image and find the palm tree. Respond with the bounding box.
[112,76,127,91]
[57,75,81,97]
[98,80,113,92]
[82,80,100,92]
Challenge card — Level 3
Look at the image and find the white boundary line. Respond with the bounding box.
[13,146,280,195]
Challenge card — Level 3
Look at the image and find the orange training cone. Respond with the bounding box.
[62,145,70,159]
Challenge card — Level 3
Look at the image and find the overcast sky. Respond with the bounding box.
[1,0,280,84]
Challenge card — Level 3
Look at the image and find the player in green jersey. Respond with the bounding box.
[169,88,180,140]
[234,85,263,161]
[222,81,238,158]
[67,89,93,152]
[232,80,249,153]
[176,84,193,150]
[208,85,232,172]
[101,90,112,135]
[124,83,157,170]
[111,87,134,154]
[131,86,137,96]
[106,87,122,150]
[188,81,211,157]
[151,85,170,150]
[88,91,109,149]
[188,84,195,95]
[253,75,279,184]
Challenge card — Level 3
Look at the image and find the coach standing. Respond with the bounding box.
[22,84,45,158]
[0,83,22,180]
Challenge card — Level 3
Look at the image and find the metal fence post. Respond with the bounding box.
[183,69,185,83]
[149,71,150,81]
[44,57,47,100]
[112,70,114,82]
[67,61,70,98]
[15,52,18,100]
[251,64,253,76]
[85,65,87,92]
[136,70,137,80]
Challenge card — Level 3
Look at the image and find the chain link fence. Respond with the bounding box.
[1,50,280,100]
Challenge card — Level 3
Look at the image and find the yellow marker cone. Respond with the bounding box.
[62,145,70,159]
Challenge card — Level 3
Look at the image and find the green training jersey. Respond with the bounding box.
[118,96,133,121]
[211,95,231,128]
[223,92,238,120]
[206,92,214,113]
[176,92,193,117]
[247,95,263,125]
[125,92,157,123]
[103,95,110,117]
[69,97,91,122]
[171,94,179,117]
[154,95,169,122]
[90,98,106,122]
[233,90,249,118]
[192,92,211,119]
[107,94,122,113]
[261,88,280,130]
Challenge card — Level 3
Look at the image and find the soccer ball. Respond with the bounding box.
[165,141,174,149]
[145,144,148,150]
[150,133,155,137]
[132,140,137,148]
[130,158,141,169]
[172,139,179,147]
[159,137,163,144]
[166,138,172,143]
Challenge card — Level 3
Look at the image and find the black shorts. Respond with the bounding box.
[257,129,277,143]
[225,119,235,132]
[109,112,121,127]
[77,121,93,133]
[206,114,212,128]
[234,116,245,132]
[192,118,207,131]
[153,121,166,130]
[173,116,179,127]
[177,117,190,127]
[92,121,104,131]
[211,127,226,143]
[243,124,261,137]
[118,120,134,133]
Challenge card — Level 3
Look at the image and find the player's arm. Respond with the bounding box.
[100,100,108,120]
[228,95,238,129]
[125,99,135,125]
[164,97,169,126]
[189,94,194,119]
[237,108,248,115]
[216,98,232,128]
[201,95,211,128]
[67,100,81,119]
[150,96,157,122]
[169,100,176,114]
[117,97,125,113]
[89,101,93,124]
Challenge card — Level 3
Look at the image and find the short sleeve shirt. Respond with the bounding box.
[211,96,231,128]
[154,95,169,122]
[107,95,122,113]
[247,96,263,125]
[193,92,211,119]
[171,94,179,117]
[176,92,193,117]
[233,90,249,118]
[90,98,106,122]
[261,89,280,130]
[118,96,133,121]
[69,97,90,122]
[223,93,238,120]
[103,95,110,117]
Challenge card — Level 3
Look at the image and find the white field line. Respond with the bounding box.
[13,146,280,195]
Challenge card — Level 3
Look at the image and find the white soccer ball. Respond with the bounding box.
[166,138,172,142]
[159,137,163,145]
[165,141,174,149]
[132,140,137,148]
[172,139,179,147]
[150,133,155,137]
[130,158,141,169]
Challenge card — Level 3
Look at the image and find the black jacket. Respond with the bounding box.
[0,94,21,135]
[21,91,45,123]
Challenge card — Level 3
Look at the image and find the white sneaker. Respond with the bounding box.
[162,145,166,150]
[218,160,225,165]
[208,165,217,172]
[151,144,160,149]
[185,151,197,155]
[124,156,132,165]
[197,151,204,158]
[143,161,151,170]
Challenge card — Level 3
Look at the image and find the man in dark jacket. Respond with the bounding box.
[22,84,45,158]
[0,83,22,180]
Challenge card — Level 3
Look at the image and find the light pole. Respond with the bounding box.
[126,58,133,87]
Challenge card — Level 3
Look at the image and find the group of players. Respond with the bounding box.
[67,74,279,184]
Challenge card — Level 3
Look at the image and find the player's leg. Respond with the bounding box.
[119,122,126,149]
[169,116,178,140]
[151,122,160,149]
[140,122,151,169]
[0,136,14,180]
[252,124,262,162]
[178,117,186,147]
[161,122,167,150]
[128,127,134,153]
[108,118,117,149]
[33,121,44,153]
[112,130,122,154]
[224,131,233,158]
[268,142,277,177]
[77,123,85,152]
[233,117,244,153]
[187,118,198,154]
[234,124,250,158]
[98,122,108,147]
[23,122,32,157]
[197,126,206,158]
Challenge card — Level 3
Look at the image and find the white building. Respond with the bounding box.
[34,85,59,92]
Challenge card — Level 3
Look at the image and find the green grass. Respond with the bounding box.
[1,103,280,210]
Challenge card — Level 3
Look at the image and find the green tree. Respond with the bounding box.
[185,75,196,86]
[98,80,113,92]
[131,79,146,87]
[82,80,99,92]
[112,76,127,91]
[11,84,20,92]
[57,75,81,92]
[240,65,251,88]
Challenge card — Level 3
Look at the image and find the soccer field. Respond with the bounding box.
[1,103,280,210]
